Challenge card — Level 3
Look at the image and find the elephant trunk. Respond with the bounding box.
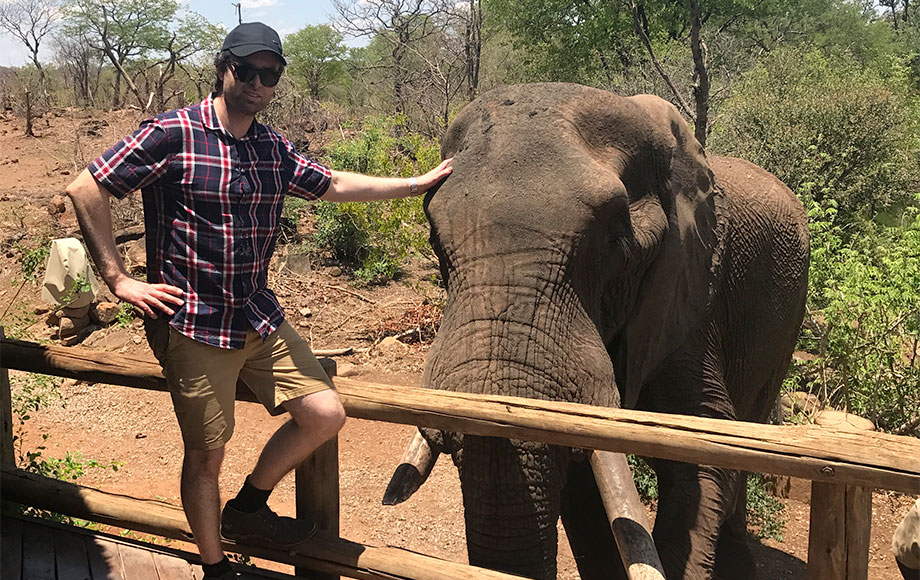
[459,436,568,580]
[421,274,617,579]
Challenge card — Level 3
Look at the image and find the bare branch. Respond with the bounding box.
[626,0,696,121]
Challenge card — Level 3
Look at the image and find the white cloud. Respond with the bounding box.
[241,0,278,8]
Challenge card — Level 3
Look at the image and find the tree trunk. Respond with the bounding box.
[465,0,482,101]
[112,66,122,109]
[688,0,710,148]
[393,33,407,117]
[311,68,321,100]
[24,89,34,137]
[30,51,45,86]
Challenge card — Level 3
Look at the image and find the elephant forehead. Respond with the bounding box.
[444,84,659,164]
[426,172,623,258]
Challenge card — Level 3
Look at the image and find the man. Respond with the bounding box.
[66,22,452,580]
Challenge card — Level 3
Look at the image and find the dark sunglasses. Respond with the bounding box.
[229,61,283,88]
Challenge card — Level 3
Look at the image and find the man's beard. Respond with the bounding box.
[224,84,269,116]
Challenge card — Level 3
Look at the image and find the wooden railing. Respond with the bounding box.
[2,334,918,579]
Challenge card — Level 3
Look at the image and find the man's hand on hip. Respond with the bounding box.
[113,276,184,319]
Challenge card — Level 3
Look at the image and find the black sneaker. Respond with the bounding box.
[220,503,318,548]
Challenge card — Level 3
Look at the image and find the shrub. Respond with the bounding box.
[746,473,786,541]
[709,46,920,229]
[10,373,122,525]
[18,243,49,282]
[314,115,441,285]
[791,202,920,431]
[711,46,920,434]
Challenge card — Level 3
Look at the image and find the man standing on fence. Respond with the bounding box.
[65,22,452,580]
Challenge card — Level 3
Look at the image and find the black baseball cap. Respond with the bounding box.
[222,22,286,66]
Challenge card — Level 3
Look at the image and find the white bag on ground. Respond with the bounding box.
[41,238,99,309]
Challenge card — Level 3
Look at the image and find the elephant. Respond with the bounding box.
[384,83,809,580]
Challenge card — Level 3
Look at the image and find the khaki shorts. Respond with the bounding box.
[146,319,334,450]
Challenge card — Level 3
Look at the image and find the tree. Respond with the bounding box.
[63,0,178,108]
[140,13,225,110]
[177,18,226,102]
[459,0,482,100]
[284,25,347,100]
[334,0,447,117]
[488,0,849,147]
[0,0,59,85]
[54,32,102,106]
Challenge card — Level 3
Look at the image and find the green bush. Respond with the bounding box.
[314,115,441,285]
[10,373,121,525]
[627,454,658,503]
[709,46,920,228]
[791,202,920,431]
[746,473,786,541]
[18,243,49,282]
[711,46,920,434]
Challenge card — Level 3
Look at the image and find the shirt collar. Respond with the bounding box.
[202,93,260,141]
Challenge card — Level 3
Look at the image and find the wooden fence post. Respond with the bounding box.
[295,358,339,580]
[0,327,14,467]
[806,482,872,580]
[806,411,874,580]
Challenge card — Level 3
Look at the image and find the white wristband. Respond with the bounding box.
[408,176,418,195]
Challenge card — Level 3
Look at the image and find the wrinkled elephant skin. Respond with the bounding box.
[418,83,809,580]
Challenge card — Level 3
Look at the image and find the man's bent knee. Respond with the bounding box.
[284,389,346,438]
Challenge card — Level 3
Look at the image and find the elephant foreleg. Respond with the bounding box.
[651,461,748,580]
[560,458,627,580]
[713,471,754,579]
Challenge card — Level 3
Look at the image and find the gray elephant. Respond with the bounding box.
[386,83,809,580]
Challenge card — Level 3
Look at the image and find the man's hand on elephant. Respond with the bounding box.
[112,276,184,319]
[415,158,453,194]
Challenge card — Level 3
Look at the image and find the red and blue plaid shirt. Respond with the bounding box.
[89,94,331,349]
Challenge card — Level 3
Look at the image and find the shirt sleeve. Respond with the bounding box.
[284,137,332,200]
[87,118,174,199]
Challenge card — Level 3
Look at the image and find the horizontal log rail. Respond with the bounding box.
[3,337,918,493]
[1,466,523,580]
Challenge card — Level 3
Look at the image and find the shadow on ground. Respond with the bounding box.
[751,537,807,579]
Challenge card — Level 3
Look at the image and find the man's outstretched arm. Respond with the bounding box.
[322,158,453,203]
[65,169,184,319]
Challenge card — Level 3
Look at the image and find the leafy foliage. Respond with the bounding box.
[746,473,786,541]
[314,115,441,285]
[710,45,920,433]
[627,454,658,502]
[793,203,920,431]
[284,25,348,100]
[18,242,49,282]
[710,46,920,227]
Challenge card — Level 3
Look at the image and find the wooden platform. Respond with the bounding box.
[0,513,297,580]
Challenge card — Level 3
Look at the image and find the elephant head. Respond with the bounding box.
[407,83,726,578]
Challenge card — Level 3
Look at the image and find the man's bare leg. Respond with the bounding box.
[249,389,346,490]
[182,446,226,564]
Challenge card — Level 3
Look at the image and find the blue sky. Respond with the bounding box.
[0,0,343,68]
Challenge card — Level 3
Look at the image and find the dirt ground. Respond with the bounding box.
[0,109,916,579]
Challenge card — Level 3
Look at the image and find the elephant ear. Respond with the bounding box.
[616,95,727,409]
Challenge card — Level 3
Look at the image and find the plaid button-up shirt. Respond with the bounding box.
[89,94,331,349]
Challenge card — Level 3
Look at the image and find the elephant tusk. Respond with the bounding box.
[590,450,666,580]
[382,429,439,506]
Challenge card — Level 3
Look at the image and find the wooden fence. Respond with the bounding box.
[1,334,918,579]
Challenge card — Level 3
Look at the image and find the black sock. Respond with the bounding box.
[202,556,231,578]
[226,475,272,514]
